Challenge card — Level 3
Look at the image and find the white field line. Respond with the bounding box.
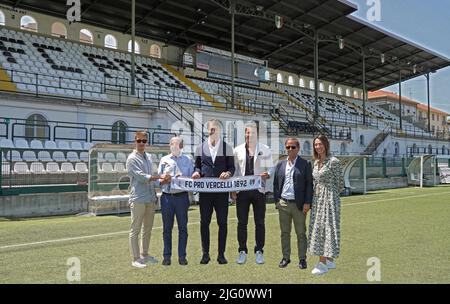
[1,190,449,251]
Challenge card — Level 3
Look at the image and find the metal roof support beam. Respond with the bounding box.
[230,0,236,109]
[313,31,319,123]
[130,0,136,96]
[398,68,402,131]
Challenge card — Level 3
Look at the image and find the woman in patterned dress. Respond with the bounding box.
[308,135,343,275]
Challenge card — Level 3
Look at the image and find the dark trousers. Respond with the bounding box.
[161,192,189,259]
[236,190,266,253]
[199,192,229,256]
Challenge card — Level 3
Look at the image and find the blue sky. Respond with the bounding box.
[347,0,450,115]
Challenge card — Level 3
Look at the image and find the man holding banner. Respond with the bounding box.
[232,121,274,265]
[191,119,235,265]
[158,137,194,266]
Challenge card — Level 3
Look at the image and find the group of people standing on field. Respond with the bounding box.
[126,119,343,276]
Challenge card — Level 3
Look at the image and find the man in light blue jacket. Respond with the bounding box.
[126,130,170,268]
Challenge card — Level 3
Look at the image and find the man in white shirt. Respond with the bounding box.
[273,137,313,270]
[232,121,274,265]
[192,119,235,265]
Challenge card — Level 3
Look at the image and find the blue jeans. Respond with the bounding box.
[161,192,189,259]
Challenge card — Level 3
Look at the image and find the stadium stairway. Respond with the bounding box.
[162,64,224,110]
[362,131,389,155]
[0,66,16,92]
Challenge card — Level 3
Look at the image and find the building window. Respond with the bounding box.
[105,34,117,49]
[340,142,347,155]
[328,85,334,94]
[264,70,270,81]
[353,90,358,98]
[345,88,351,97]
[128,40,140,54]
[319,82,324,92]
[150,44,161,58]
[299,78,305,88]
[288,75,294,86]
[51,22,67,38]
[25,114,48,141]
[0,10,5,26]
[359,135,365,146]
[302,141,311,155]
[276,73,283,83]
[20,15,38,32]
[80,29,93,44]
[337,87,343,95]
[432,114,435,121]
[428,144,433,154]
[309,80,315,90]
[112,121,128,144]
[394,142,399,157]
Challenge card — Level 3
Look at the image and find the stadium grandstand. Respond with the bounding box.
[0,0,449,218]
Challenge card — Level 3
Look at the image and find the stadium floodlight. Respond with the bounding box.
[338,37,345,50]
[275,15,284,29]
[380,53,385,64]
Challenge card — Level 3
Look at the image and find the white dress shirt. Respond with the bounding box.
[281,156,298,200]
[208,137,221,163]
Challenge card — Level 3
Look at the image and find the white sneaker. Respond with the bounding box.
[236,251,247,264]
[255,251,265,265]
[326,260,336,269]
[131,260,147,268]
[311,262,328,275]
[141,256,158,264]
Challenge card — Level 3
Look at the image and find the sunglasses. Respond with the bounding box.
[135,139,148,143]
[285,146,298,150]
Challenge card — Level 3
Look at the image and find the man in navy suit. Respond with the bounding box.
[273,137,313,270]
[192,119,235,264]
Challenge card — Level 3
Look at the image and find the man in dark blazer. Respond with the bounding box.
[192,119,235,264]
[273,137,313,270]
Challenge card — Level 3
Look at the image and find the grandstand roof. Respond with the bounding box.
[7,0,450,91]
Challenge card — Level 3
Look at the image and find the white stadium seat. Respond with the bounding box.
[75,162,88,173]
[30,140,44,149]
[80,152,89,162]
[71,142,84,150]
[114,162,126,172]
[46,162,60,173]
[38,151,53,162]
[14,162,29,174]
[30,162,45,173]
[0,138,14,149]
[60,162,75,172]
[52,151,66,162]
[45,162,60,173]
[104,152,116,162]
[1,162,11,175]
[7,150,22,162]
[14,139,29,149]
[83,142,93,150]
[44,140,58,150]
[115,152,127,163]
[66,151,80,162]
[57,141,71,150]
[23,151,38,162]
[101,162,113,172]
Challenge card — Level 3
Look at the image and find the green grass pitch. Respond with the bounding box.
[1,185,449,284]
